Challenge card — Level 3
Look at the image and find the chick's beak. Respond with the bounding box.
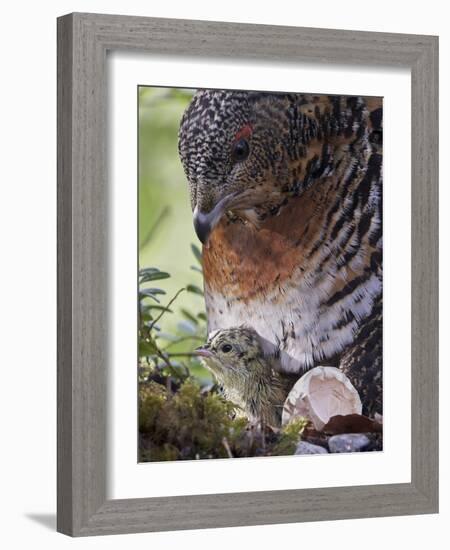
[193,193,237,244]
[194,346,213,358]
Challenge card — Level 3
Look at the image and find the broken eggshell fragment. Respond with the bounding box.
[282,366,362,430]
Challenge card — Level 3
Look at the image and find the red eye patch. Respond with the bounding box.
[233,124,253,142]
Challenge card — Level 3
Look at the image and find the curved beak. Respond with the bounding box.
[193,193,237,244]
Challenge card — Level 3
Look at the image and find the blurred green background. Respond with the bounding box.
[138,86,211,382]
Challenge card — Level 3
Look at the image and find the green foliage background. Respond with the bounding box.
[139,86,211,382]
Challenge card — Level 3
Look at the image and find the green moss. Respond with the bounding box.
[139,378,313,461]
[139,381,168,433]
[271,417,309,456]
[139,378,249,461]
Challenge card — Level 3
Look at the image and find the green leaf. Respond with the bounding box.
[139,340,158,357]
[148,288,166,295]
[197,312,207,321]
[140,312,153,322]
[177,320,197,335]
[190,265,203,274]
[191,243,203,265]
[180,308,198,325]
[139,267,159,276]
[186,284,203,296]
[146,305,173,313]
[139,288,166,300]
[139,271,171,283]
[139,291,160,303]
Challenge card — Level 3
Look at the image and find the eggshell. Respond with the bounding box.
[282,366,362,430]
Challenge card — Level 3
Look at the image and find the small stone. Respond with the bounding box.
[295,441,328,455]
[362,432,383,452]
[328,433,370,453]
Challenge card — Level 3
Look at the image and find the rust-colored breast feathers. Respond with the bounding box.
[203,177,338,302]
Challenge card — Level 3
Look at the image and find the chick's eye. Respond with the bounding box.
[231,138,250,163]
[221,344,233,353]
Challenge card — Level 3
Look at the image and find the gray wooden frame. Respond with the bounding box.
[57,12,439,537]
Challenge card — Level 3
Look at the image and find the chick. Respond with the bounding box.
[195,327,290,427]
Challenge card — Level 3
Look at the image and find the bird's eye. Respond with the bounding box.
[231,138,250,163]
[221,343,233,353]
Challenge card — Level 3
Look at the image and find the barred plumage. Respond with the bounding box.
[179,91,383,416]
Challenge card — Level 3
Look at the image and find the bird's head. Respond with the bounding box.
[195,327,266,378]
[178,91,292,243]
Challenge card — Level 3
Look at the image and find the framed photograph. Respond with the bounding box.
[57,13,438,536]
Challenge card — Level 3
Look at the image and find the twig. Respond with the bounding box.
[153,347,175,371]
[149,288,185,331]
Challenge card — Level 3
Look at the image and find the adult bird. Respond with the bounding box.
[178,91,383,416]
